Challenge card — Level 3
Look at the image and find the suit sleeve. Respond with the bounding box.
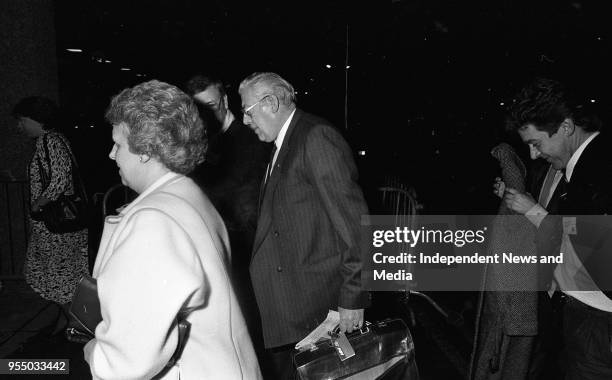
[304,125,370,309]
[84,209,203,379]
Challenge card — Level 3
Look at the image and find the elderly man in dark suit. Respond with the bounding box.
[504,78,612,379]
[239,72,370,378]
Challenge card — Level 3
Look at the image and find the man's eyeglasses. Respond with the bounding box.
[242,95,270,118]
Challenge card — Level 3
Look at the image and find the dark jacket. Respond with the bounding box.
[250,109,370,348]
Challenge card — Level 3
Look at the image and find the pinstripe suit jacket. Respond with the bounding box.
[250,109,370,348]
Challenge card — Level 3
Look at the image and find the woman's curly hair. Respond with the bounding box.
[105,80,207,174]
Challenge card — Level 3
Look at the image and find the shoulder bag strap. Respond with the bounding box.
[36,154,50,191]
[52,133,89,204]
[37,134,52,191]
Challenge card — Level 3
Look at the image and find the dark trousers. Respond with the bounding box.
[526,292,563,380]
[265,343,295,380]
[559,295,612,380]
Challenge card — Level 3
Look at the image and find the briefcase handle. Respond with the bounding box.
[331,321,371,339]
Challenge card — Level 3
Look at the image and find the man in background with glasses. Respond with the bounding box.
[239,72,370,379]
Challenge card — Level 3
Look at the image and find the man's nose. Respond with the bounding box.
[529,145,540,160]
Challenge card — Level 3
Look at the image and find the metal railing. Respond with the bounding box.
[0,180,29,279]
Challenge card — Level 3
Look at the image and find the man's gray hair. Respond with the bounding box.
[239,72,296,106]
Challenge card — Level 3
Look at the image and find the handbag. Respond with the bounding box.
[66,275,191,369]
[31,133,88,233]
[294,318,419,380]
[66,274,100,343]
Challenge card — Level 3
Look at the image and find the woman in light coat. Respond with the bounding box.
[84,80,261,380]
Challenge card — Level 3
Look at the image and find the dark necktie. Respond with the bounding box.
[540,169,568,289]
[258,144,277,215]
[264,144,277,185]
[558,169,568,200]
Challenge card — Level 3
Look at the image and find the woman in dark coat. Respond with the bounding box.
[13,97,88,326]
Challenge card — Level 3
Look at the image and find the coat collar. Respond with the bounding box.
[106,172,182,224]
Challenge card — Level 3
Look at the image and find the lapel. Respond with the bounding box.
[567,134,600,187]
[545,177,566,214]
[252,109,304,255]
[561,133,603,213]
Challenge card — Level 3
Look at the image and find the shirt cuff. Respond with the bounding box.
[525,204,548,227]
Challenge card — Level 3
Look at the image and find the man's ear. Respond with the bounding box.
[222,94,229,109]
[265,94,280,113]
[560,118,575,135]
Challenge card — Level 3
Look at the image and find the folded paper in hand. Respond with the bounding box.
[295,310,339,350]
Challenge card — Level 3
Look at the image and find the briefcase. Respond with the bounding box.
[294,318,419,380]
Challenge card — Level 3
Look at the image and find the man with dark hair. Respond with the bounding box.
[504,78,612,379]
[185,75,270,263]
[185,75,228,134]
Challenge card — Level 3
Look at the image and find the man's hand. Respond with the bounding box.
[338,307,364,334]
[503,188,536,215]
[493,177,506,198]
[32,196,51,213]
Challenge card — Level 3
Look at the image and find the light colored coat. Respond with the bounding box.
[84,172,261,380]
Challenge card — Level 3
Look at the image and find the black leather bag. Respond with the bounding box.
[31,133,88,233]
[294,318,419,380]
[66,274,100,343]
[66,275,191,369]
[33,193,88,233]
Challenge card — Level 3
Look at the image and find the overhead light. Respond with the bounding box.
[90,125,95,128]
[74,126,79,129]
[105,60,112,63]
[591,99,596,103]
[500,102,505,106]
[325,64,332,69]
[66,48,82,53]
[358,150,366,156]
[346,65,351,69]
[120,67,131,71]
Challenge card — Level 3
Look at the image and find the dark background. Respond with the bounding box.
[51,0,612,212]
[2,2,610,376]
